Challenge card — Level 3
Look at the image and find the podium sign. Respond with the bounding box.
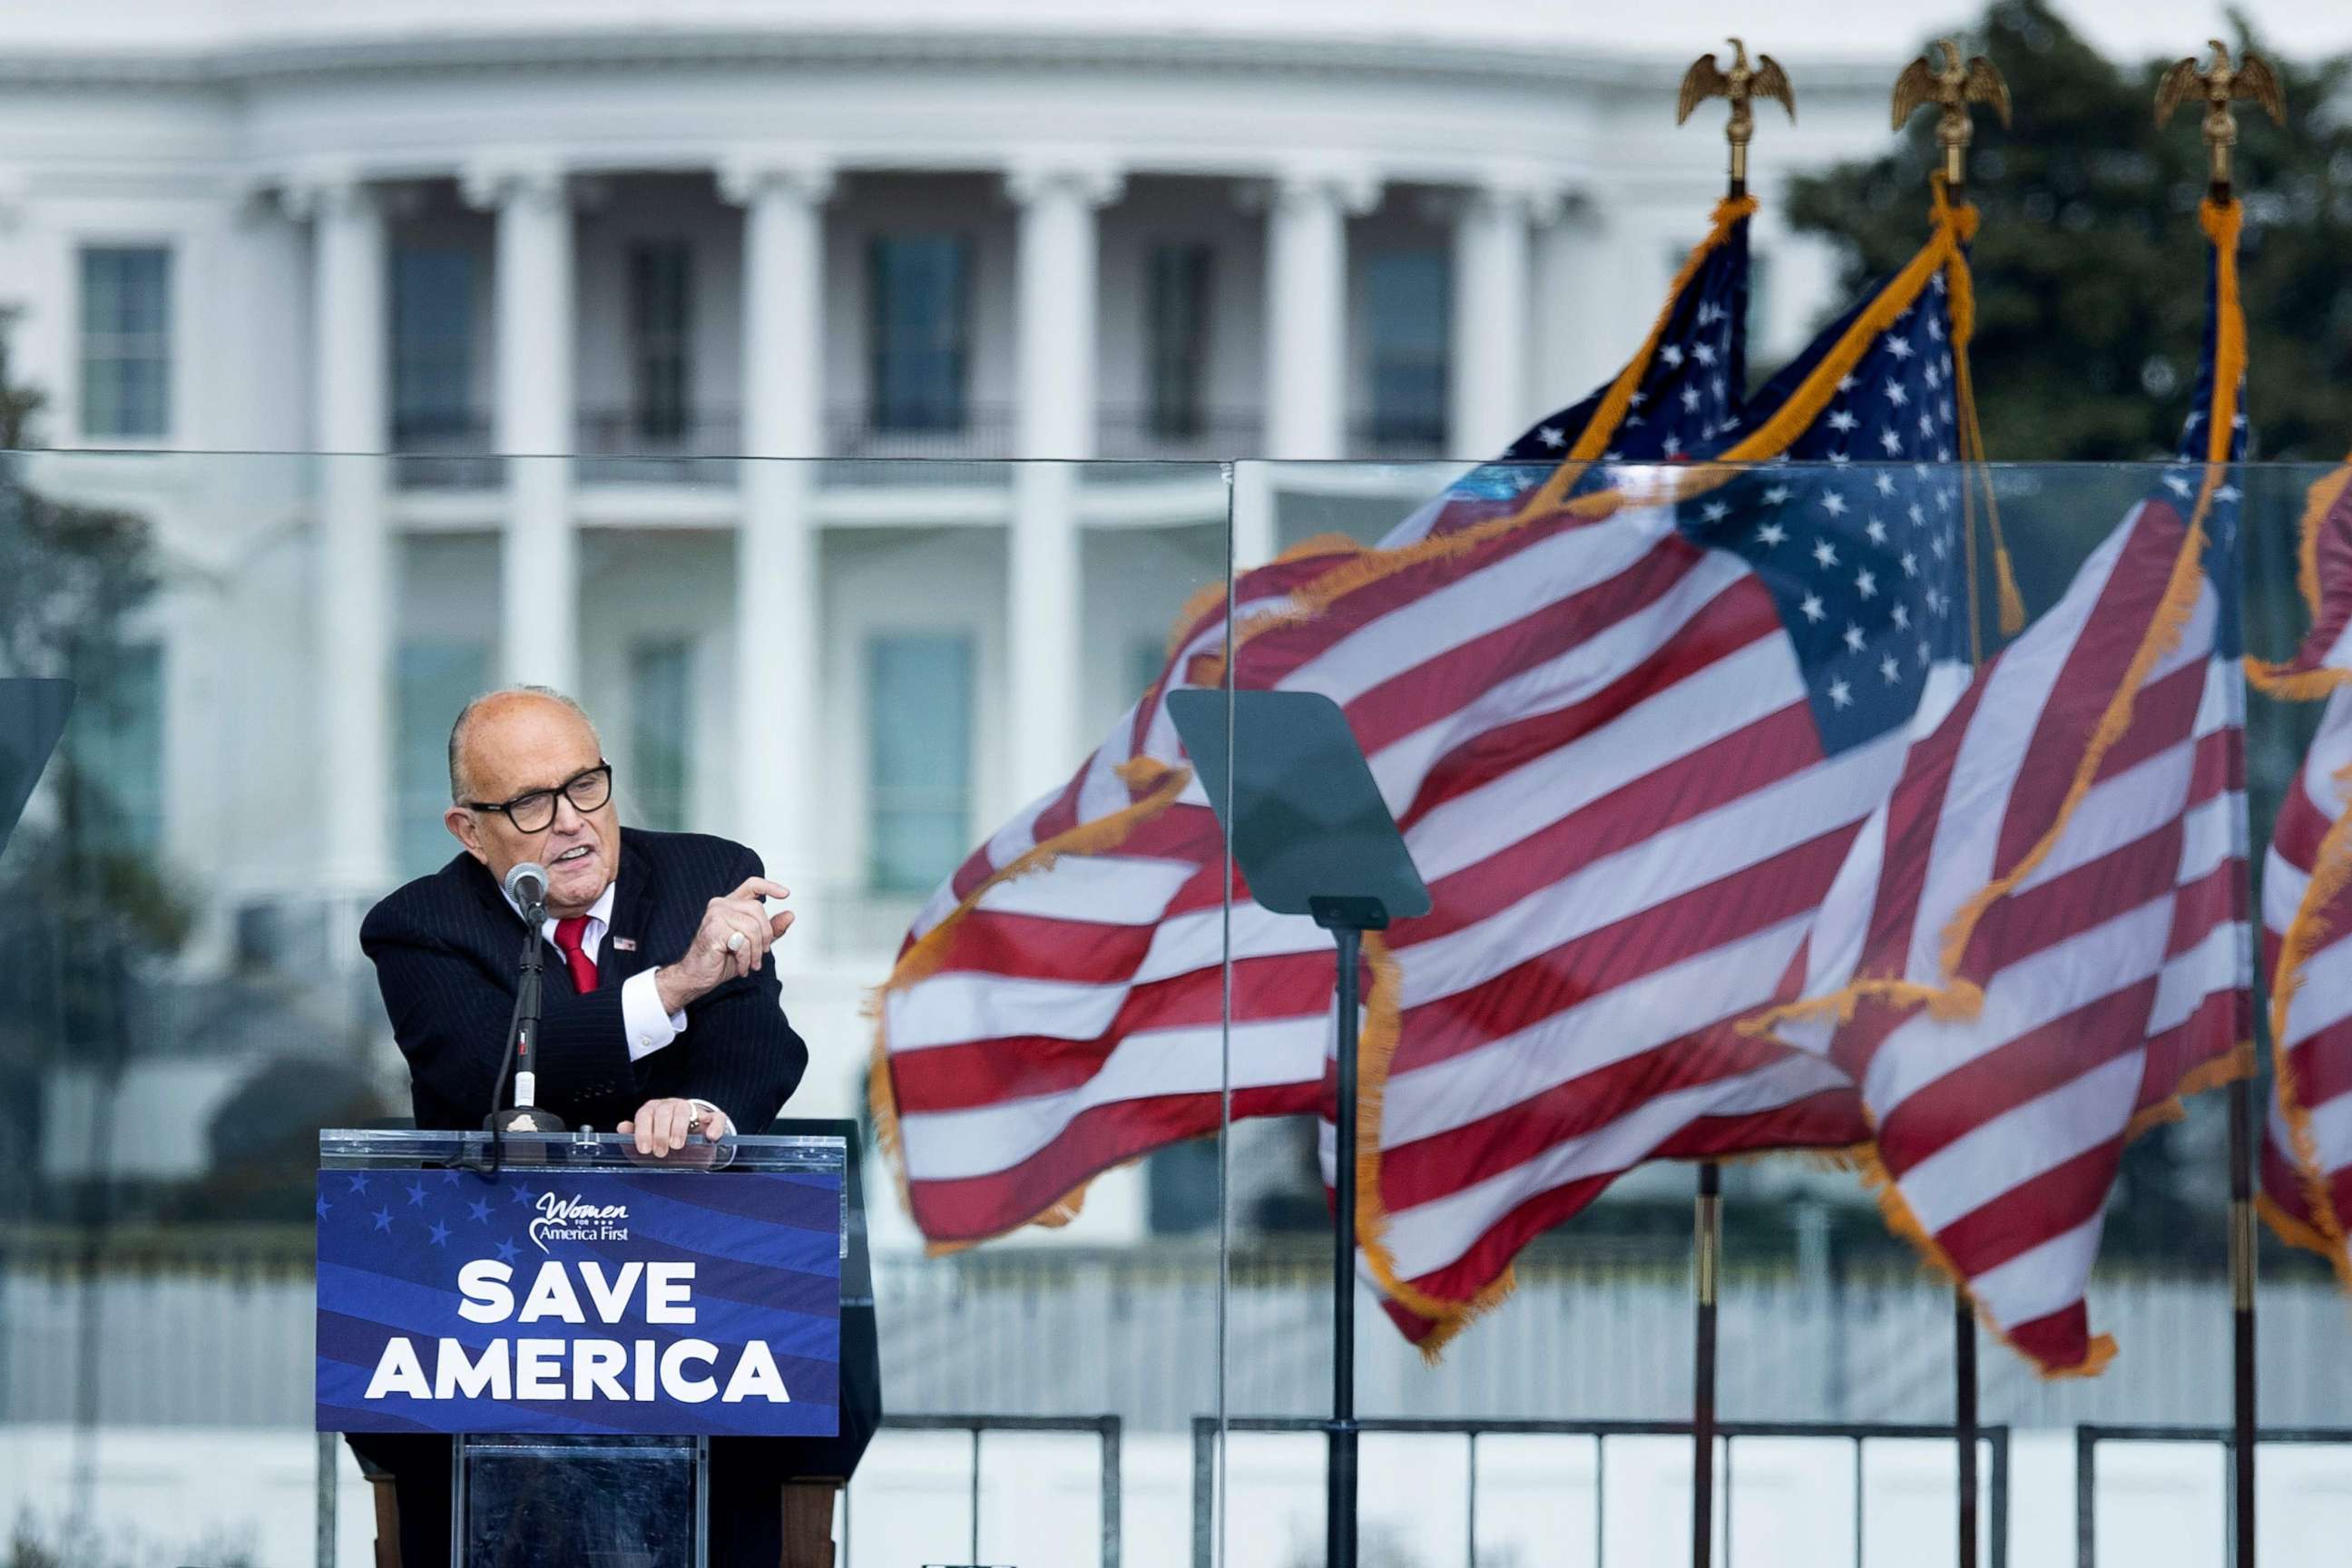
[317,1144,843,1439]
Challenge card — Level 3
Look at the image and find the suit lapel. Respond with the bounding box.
[461,855,546,964]
[461,848,638,992]
[601,832,657,991]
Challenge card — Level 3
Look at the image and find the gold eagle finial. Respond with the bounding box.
[1678,37,1795,197]
[2155,39,2286,197]
[1892,38,2012,189]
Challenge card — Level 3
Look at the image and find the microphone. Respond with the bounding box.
[504,860,548,919]
[485,858,566,1145]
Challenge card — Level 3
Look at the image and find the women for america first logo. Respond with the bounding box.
[530,1191,631,1252]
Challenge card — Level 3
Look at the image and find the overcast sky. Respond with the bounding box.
[1527,0,2352,64]
[4,1,2349,70]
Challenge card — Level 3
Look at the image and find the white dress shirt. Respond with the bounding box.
[500,877,726,1133]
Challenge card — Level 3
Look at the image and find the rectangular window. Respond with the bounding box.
[66,642,164,855]
[1146,243,1214,439]
[868,235,971,434]
[867,633,973,893]
[391,247,477,446]
[78,246,172,440]
[1364,249,1450,450]
[628,240,694,443]
[629,638,694,832]
[396,642,488,882]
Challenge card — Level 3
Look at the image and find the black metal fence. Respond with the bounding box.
[305,1409,2352,1565]
[848,1414,1124,1568]
[2073,1424,2352,1568]
[1190,1416,2010,1568]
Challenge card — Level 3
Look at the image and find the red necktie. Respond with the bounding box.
[552,916,599,995]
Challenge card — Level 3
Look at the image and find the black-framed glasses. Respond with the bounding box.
[466,762,613,834]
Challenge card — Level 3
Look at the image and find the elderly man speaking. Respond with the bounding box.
[365,684,806,1142]
[354,684,809,1563]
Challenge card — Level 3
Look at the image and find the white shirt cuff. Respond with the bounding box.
[621,969,689,1062]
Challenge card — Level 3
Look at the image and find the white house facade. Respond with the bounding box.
[0,2,1919,1237]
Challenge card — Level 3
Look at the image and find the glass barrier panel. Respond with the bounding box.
[0,449,1232,1568]
[1215,456,2351,1568]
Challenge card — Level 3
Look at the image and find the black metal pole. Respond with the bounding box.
[1956,1293,1979,1567]
[2228,1076,2257,1568]
[1693,1161,1722,1568]
[1329,923,1362,1568]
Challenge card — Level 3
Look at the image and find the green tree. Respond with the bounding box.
[0,312,186,1224]
[1786,0,2352,463]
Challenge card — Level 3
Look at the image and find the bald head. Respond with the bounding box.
[447,686,601,805]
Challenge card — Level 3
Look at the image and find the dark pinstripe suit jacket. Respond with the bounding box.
[359,828,808,1132]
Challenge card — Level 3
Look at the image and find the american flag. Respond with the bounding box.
[872,200,1983,1356]
[1353,255,1977,1338]
[2253,465,2352,1286]
[870,195,1761,1242]
[1387,195,1753,547]
[1501,195,1751,466]
[1751,206,2255,1377]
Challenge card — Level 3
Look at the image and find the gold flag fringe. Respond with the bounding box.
[1930,170,2025,642]
[2246,456,2352,699]
[1570,194,1759,465]
[1849,1141,2119,1378]
[1738,199,2257,1376]
[2232,436,2352,1282]
[1749,199,2245,1045]
[1348,188,1984,1350]
[868,181,2033,1334]
[864,756,1195,1252]
[1283,187,1981,633]
[2257,759,2352,1288]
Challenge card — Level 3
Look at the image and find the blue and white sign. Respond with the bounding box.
[316,1168,841,1437]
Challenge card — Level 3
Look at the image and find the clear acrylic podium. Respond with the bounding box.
[319,1128,849,1568]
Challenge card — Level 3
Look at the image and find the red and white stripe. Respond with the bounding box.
[2254,468,2352,1281]
[879,497,1891,1275]
[879,222,1975,1344]
[2261,685,2352,1279]
[1340,536,1906,1320]
[1769,498,2249,1376]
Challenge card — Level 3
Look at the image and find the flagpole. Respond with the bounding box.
[1893,43,2011,1564]
[2156,46,2285,1565]
[1329,920,1362,1568]
[1881,40,2013,1568]
[1691,1160,1723,1568]
[2229,1075,2258,1568]
[1671,45,1791,1563]
[1955,1297,1979,1565]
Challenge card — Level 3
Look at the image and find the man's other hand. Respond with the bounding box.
[654,877,794,1012]
[618,1097,731,1159]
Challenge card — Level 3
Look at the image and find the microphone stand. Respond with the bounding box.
[485,887,568,1161]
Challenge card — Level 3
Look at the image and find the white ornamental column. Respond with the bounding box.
[466,162,578,692]
[1448,179,1545,456]
[1532,194,1609,414]
[720,155,832,907]
[1005,162,1121,805]
[294,173,393,890]
[1262,168,1379,461]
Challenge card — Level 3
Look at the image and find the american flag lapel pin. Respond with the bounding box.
[612,936,638,952]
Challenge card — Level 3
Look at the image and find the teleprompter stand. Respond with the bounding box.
[1168,689,1430,1568]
